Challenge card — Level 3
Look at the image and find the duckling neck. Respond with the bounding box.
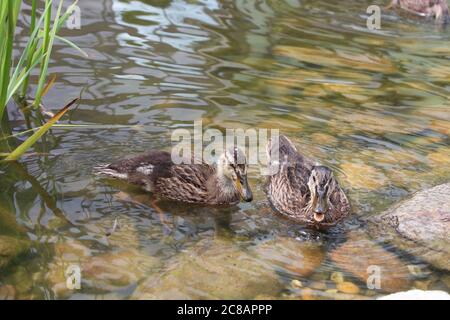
[207,173,239,204]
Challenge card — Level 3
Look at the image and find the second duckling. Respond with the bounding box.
[265,135,350,229]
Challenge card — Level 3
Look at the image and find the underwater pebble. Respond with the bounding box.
[310,281,327,290]
[291,279,303,288]
[251,237,325,277]
[330,271,344,284]
[365,290,378,297]
[427,149,450,166]
[300,288,315,300]
[302,85,328,97]
[0,285,16,300]
[132,239,283,299]
[325,289,338,295]
[330,232,411,293]
[414,280,431,291]
[336,282,360,295]
[407,265,428,277]
[429,119,450,135]
[442,275,450,289]
[429,280,449,292]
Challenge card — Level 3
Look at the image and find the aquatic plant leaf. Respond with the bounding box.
[33,0,63,108]
[54,35,88,58]
[40,74,57,98]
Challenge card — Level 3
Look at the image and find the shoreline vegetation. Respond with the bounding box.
[0,0,84,161]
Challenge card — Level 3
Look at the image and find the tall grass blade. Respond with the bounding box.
[55,35,88,57]
[0,1,20,121]
[6,2,51,109]
[21,0,38,96]
[6,52,45,103]
[34,0,81,108]
[41,74,57,98]
[33,0,55,108]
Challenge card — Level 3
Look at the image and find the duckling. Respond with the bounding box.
[94,147,253,205]
[264,135,350,229]
[387,0,449,21]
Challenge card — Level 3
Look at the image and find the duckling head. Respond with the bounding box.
[217,147,253,202]
[307,165,336,223]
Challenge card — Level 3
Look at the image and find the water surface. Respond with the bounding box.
[1,0,449,299]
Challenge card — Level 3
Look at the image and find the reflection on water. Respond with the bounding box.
[0,0,449,299]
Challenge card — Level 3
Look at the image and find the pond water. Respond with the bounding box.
[0,0,449,299]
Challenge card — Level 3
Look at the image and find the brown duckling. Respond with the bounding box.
[94,147,253,205]
[264,135,350,229]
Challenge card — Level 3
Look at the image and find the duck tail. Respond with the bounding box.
[268,135,298,158]
[266,135,299,172]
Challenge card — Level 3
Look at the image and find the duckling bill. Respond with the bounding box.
[265,135,350,229]
[94,147,253,205]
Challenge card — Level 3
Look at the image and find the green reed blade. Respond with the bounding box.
[33,0,55,108]
[55,35,88,57]
[20,0,38,96]
[0,1,18,121]
[8,1,51,107]
[33,0,80,108]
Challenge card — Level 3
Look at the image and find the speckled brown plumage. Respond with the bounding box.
[265,135,350,229]
[95,149,251,205]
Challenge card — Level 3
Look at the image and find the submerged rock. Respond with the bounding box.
[45,240,92,297]
[0,235,31,270]
[132,239,283,300]
[81,249,161,292]
[330,272,344,284]
[368,183,450,271]
[329,232,411,293]
[250,237,325,278]
[291,279,303,288]
[336,282,360,295]
[295,286,370,300]
[46,240,160,298]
